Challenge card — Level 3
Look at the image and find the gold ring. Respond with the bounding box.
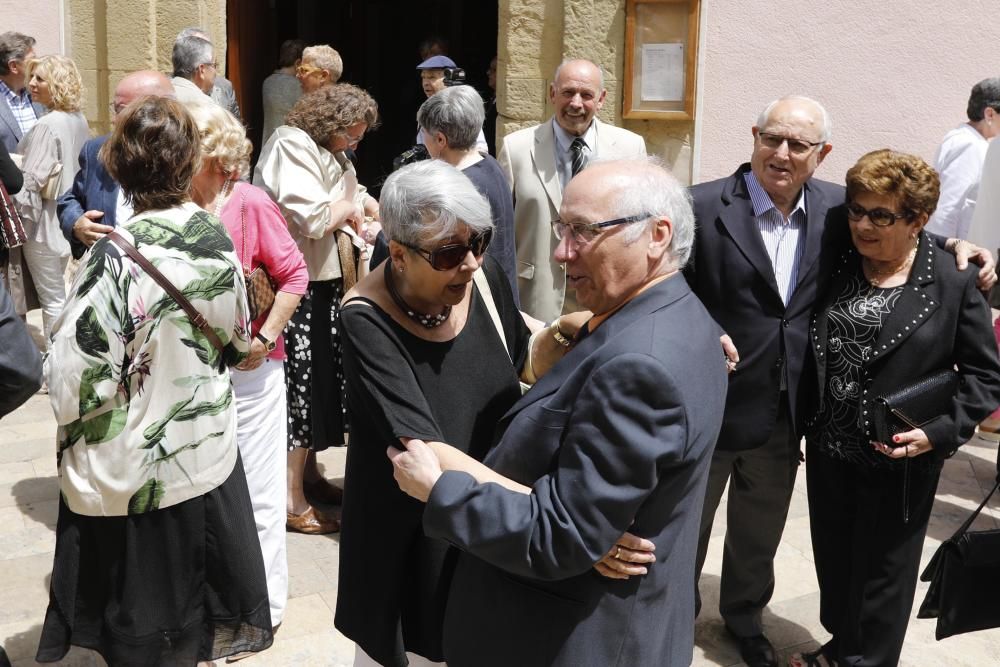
[615,546,622,560]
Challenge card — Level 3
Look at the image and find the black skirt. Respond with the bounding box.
[36,451,273,666]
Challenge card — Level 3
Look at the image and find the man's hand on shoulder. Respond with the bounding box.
[73,210,113,247]
[947,238,997,292]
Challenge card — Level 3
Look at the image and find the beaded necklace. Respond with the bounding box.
[384,260,451,329]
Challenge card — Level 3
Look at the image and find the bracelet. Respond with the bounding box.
[551,323,574,348]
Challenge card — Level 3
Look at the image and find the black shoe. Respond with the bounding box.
[727,629,777,667]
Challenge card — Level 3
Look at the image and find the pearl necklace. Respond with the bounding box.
[213,178,234,217]
[384,260,451,329]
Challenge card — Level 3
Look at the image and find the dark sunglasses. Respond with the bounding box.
[846,202,914,227]
[401,228,493,270]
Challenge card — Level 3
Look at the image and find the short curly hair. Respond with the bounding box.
[185,100,251,179]
[285,83,379,150]
[301,44,343,82]
[28,55,84,113]
[845,149,940,218]
[100,97,201,214]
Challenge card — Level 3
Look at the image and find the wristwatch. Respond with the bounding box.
[550,322,574,348]
[255,331,277,352]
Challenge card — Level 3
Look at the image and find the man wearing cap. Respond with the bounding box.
[415,54,488,153]
[498,58,647,323]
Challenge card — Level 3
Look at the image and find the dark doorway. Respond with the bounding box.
[226,0,499,195]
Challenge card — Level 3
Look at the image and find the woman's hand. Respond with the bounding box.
[593,531,656,580]
[871,428,933,459]
[327,199,365,235]
[387,438,442,502]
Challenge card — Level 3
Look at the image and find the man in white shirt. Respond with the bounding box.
[926,77,1000,239]
[497,58,647,322]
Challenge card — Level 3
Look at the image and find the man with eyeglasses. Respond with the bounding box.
[58,71,175,259]
[170,33,217,105]
[176,27,241,119]
[0,31,42,154]
[388,157,727,667]
[686,96,997,667]
[498,58,647,323]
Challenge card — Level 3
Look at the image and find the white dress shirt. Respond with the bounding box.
[926,123,989,239]
[553,119,597,189]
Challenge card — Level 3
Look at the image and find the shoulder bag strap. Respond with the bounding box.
[109,230,226,355]
[237,184,251,274]
[473,267,510,362]
[949,478,1000,541]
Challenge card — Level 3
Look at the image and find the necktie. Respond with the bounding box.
[570,137,587,177]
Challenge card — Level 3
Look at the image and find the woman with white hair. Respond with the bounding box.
[14,54,90,344]
[334,160,588,667]
[418,84,518,303]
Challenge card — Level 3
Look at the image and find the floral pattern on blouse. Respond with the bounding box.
[47,203,250,516]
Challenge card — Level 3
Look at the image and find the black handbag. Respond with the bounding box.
[917,465,1000,640]
[872,369,959,445]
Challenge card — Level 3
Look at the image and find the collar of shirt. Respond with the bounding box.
[744,169,807,221]
[0,80,31,106]
[552,117,596,155]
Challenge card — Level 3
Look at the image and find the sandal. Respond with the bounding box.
[789,648,838,667]
[286,506,340,534]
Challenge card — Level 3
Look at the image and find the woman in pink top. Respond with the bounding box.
[187,100,308,630]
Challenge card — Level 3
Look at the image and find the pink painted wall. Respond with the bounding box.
[0,0,64,56]
[696,1,997,186]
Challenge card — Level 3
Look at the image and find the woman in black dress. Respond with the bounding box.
[795,150,1000,667]
[333,160,591,667]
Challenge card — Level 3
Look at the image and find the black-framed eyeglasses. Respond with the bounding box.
[400,228,493,270]
[551,212,651,244]
[846,202,914,227]
[757,131,825,155]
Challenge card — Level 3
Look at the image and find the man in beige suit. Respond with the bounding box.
[498,58,647,322]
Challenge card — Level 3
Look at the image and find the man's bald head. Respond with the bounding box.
[113,70,175,119]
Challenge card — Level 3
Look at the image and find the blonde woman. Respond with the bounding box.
[14,54,89,343]
[187,100,308,627]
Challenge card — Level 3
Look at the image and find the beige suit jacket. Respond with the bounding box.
[498,118,647,322]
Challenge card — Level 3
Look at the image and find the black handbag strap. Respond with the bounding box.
[949,478,1000,541]
[108,231,226,357]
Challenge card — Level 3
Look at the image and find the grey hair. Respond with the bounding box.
[605,157,695,269]
[302,45,343,82]
[553,58,605,90]
[0,32,36,77]
[172,35,213,79]
[417,85,485,151]
[756,95,832,142]
[380,160,493,246]
[967,78,1000,121]
[176,26,210,42]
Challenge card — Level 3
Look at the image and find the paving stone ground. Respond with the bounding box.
[3,315,1000,666]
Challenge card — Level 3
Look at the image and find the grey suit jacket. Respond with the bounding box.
[0,96,45,154]
[424,274,728,667]
[498,118,647,322]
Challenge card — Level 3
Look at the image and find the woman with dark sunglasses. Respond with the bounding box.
[792,149,1000,667]
[333,160,591,667]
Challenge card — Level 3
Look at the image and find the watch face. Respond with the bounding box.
[256,333,276,351]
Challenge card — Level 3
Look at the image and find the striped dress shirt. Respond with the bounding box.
[0,81,37,137]
[743,171,807,305]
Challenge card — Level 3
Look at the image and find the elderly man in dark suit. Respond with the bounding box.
[687,96,997,667]
[58,70,174,259]
[390,157,728,667]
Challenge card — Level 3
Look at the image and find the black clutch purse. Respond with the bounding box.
[872,369,959,444]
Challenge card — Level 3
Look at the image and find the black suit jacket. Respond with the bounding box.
[686,164,847,450]
[807,232,1000,459]
[424,275,728,667]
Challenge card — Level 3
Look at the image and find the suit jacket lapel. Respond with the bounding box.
[593,118,616,158]
[530,121,563,213]
[717,170,782,299]
[0,101,21,144]
[793,179,831,294]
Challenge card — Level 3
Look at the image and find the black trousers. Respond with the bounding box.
[805,442,942,667]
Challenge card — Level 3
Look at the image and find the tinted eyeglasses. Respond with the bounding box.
[757,131,825,155]
[846,202,914,227]
[401,228,493,270]
[551,213,651,244]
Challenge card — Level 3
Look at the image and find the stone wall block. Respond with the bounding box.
[67,0,98,69]
[562,0,626,80]
[500,77,548,122]
[105,0,156,71]
[501,0,564,80]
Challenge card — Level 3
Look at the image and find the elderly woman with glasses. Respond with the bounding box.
[794,149,1000,667]
[254,83,380,534]
[334,160,598,667]
[418,84,519,303]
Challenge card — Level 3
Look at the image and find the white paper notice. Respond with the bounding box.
[641,43,684,102]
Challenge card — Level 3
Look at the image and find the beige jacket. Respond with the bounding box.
[253,126,368,282]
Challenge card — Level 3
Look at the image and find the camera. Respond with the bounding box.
[392,144,430,171]
[443,67,466,87]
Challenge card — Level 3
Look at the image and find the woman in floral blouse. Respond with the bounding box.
[36,97,273,665]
